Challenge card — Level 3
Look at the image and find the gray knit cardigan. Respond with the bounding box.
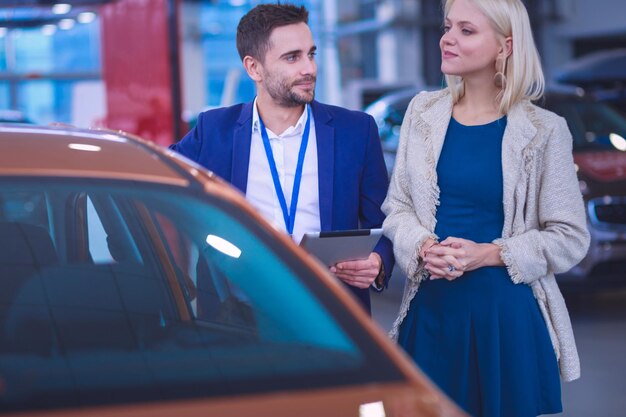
[382,89,590,382]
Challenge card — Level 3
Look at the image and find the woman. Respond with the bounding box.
[382,0,590,416]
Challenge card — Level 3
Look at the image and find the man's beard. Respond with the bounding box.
[265,75,316,107]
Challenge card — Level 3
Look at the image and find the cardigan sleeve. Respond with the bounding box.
[494,117,590,284]
[382,96,438,282]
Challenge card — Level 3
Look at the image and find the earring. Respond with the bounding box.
[494,55,507,89]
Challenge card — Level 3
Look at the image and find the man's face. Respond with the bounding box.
[258,22,317,107]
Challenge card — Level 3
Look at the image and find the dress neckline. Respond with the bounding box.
[451,115,507,128]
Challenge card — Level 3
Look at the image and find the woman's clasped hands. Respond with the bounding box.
[421,237,503,280]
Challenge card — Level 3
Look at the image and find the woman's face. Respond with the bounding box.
[440,0,503,81]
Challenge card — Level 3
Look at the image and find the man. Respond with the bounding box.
[170,3,393,313]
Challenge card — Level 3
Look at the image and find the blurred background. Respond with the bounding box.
[2,0,626,135]
[0,0,624,416]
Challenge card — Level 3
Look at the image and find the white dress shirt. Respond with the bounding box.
[246,100,320,244]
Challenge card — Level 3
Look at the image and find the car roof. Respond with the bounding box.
[0,125,190,186]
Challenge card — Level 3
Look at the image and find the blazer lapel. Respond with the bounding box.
[231,101,254,194]
[312,102,334,231]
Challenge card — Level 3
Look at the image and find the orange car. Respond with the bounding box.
[0,125,464,417]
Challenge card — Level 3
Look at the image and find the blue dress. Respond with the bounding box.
[398,117,562,417]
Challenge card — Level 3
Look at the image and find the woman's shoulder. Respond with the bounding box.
[404,88,451,122]
[409,89,450,108]
[509,100,572,153]
[518,100,567,132]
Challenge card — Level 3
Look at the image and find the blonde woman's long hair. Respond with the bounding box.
[442,0,545,114]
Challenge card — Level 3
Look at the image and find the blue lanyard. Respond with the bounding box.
[258,105,311,236]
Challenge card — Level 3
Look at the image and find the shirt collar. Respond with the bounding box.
[252,97,309,137]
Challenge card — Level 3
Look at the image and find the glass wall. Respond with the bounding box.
[180,0,321,121]
[0,82,8,110]
[0,9,102,125]
[200,4,255,107]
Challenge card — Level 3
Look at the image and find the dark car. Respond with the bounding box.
[556,48,626,116]
[365,86,626,288]
[0,125,464,417]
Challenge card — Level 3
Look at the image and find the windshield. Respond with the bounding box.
[0,179,402,412]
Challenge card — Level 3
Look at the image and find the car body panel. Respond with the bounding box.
[0,125,465,417]
[0,126,188,186]
[0,383,462,417]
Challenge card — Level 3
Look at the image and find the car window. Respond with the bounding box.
[86,196,115,264]
[0,179,403,412]
[0,190,49,230]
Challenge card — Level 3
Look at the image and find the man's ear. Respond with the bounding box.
[243,56,263,82]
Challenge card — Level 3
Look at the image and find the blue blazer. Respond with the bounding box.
[170,100,394,312]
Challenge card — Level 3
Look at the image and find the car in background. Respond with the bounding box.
[0,125,464,417]
[365,88,422,177]
[0,110,33,124]
[555,48,626,116]
[366,86,626,289]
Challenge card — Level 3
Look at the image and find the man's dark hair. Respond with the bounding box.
[236,3,309,62]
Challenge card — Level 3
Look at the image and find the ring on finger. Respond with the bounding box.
[447,264,456,273]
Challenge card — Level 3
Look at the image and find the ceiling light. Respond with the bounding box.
[52,3,72,15]
[41,24,57,36]
[58,18,75,30]
[77,12,97,24]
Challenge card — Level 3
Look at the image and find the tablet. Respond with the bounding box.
[299,228,383,267]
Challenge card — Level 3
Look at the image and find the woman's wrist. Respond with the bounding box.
[480,243,504,267]
[419,238,437,259]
